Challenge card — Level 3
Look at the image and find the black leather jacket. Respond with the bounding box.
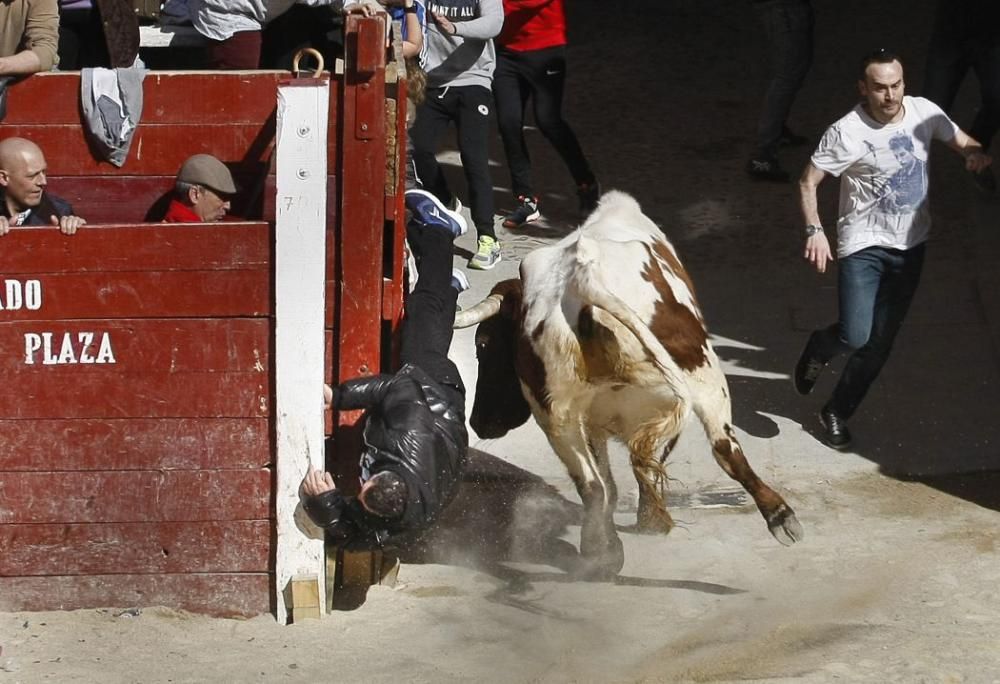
[304,363,468,549]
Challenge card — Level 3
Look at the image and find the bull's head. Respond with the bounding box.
[454,278,532,438]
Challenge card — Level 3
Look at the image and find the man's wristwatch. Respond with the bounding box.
[804,224,824,238]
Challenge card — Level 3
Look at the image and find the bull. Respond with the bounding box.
[455,191,802,578]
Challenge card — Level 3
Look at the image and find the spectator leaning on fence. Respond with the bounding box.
[0,0,60,75]
[0,137,86,236]
[164,154,238,223]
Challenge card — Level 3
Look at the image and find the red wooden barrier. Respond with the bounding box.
[0,19,409,617]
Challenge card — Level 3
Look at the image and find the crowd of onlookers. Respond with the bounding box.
[0,0,600,274]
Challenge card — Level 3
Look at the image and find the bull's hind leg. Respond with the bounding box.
[692,381,803,545]
[628,434,676,535]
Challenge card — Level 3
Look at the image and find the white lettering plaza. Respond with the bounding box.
[24,332,117,365]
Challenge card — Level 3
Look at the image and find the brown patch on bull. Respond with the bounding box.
[641,241,709,372]
[516,316,551,412]
[577,305,620,380]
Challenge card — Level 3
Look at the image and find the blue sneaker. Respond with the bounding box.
[405,188,468,238]
[451,268,469,293]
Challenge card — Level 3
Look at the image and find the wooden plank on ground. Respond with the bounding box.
[0,573,271,617]
[0,418,270,470]
[0,521,271,575]
[0,470,271,524]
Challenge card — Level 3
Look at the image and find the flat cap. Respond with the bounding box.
[177,154,238,195]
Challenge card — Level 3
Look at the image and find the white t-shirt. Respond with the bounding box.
[811,95,958,258]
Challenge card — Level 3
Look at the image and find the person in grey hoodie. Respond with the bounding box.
[410,0,504,271]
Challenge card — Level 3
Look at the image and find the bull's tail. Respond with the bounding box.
[570,235,692,412]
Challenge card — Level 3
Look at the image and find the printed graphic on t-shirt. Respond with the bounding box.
[427,0,480,21]
[871,133,927,216]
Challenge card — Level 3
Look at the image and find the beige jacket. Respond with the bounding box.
[0,0,59,71]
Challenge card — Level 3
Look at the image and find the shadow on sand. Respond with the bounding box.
[392,448,746,608]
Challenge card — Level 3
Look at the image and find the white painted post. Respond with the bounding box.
[273,79,330,624]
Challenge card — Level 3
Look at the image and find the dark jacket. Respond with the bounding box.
[304,363,468,549]
[0,190,74,226]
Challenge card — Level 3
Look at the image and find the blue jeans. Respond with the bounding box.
[811,245,926,419]
[752,0,814,159]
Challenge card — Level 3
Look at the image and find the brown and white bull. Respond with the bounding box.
[455,191,802,577]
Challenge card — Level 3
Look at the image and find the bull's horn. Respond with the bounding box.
[453,293,503,328]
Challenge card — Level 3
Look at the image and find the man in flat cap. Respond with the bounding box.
[164,154,238,223]
[0,137,86,236]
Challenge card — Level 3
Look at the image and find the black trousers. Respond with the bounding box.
[493,45,594,198]
[400,223,465,401]
[923,0,1000,150]
[410,84,496,238]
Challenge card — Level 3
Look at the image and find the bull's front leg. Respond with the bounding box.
[547,430,624,580]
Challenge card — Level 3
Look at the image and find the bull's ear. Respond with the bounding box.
[491,278,523,320]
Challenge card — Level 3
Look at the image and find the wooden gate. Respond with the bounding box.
[0,16,408,618]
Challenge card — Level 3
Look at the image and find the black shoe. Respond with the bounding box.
[578,180,601,215]
[502,195,540,229]
[819,407,852,450]
[971,167,997,195]
[747,157,790,182]
[778,126,809,148]
[793,331,827,395]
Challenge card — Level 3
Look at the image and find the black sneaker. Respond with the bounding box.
[747,157,790,182]
[578,180,601,215]
[778,126,809,148]
[502,195,540,229]
[971,167,997,195]
[819,407,852,450]
[793,331,827,395]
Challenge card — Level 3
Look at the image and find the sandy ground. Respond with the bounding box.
[4,1,1000,682]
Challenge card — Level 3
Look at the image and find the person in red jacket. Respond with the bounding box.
[163,154,237,223]
[493,0,599,228]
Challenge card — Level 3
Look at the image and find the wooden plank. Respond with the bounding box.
[0,124,274,176]
[0,222,270,273]
[273,77,330,625]
[0,470,271,523]
[0,271,270,320]
[0,370,268,419]
[0,418,270,470]
[0,521,271,575]
[41,174,269,224]
[0,319,269,373]
[338,14,389,384]
[4,71,284,125]
[0,573,271,617]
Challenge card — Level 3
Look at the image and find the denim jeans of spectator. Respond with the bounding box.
[810,244,926,419]
[752,0,814,159]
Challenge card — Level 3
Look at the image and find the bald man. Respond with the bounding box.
[0,137,85,237]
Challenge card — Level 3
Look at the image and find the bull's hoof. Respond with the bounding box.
[574,557,621,582]
[636,504,674,535]
[767,504,804,546]
[577,531,625,580]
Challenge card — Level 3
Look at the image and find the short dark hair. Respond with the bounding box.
[359,471,407,519]
[859,48,902,80]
